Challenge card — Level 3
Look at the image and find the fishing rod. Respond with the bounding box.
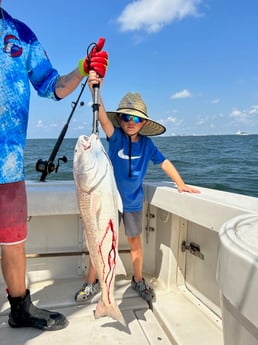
[92,83,100,135]
[35,40,100,182]
[35,80,87,181]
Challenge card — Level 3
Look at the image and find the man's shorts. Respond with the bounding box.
[0,181,27,245]
[119,211,143,238]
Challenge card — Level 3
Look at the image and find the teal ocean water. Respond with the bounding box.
[24,135,258,198]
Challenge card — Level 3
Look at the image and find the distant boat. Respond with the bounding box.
[236,130,248,135]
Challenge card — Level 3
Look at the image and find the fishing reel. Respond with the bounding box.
[35,156,68,175]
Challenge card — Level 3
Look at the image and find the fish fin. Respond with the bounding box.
[94,300,126,327]
[116,254,127,276]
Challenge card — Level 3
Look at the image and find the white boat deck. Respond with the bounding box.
[1,181,257,344]
[0,275,222,345]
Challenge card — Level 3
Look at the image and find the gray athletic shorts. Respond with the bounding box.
[119,211,143,237]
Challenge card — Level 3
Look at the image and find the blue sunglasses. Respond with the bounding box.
[119,114,144,124]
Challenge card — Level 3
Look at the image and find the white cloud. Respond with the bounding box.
[49,123,58,128]
[197,117,205,125]
[117,0,203,33]
[195,113,225,128]
[171,89,192,99]
[211,98,220,104]
[229,106,257,124]
[249,105,258,115]
[230,109,243,118]
[72,125,85,131]
[167,116,177,123]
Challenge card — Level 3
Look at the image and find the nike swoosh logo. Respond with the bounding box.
[118,149,141,160]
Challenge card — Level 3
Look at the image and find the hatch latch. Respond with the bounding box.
[181,241,204,260]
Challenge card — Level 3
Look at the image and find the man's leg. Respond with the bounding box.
[0,180,68,331]
[1,242,26,297]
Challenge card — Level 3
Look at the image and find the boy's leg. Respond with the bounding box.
[87,260,98,284]
[75,260,100,302]
[123,212,156,303]
[128,236,155,302]
[127,235,143,282]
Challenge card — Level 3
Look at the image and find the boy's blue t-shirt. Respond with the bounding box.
[0,10,60,184]
[108,128,166,212]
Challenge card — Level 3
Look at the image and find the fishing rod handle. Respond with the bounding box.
[92,84,100,134]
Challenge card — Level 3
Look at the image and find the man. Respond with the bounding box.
[0,2,108,330]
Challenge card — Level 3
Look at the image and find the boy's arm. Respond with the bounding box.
[88,70,114,138]
[160,159,200,193]
[98,94,114,138]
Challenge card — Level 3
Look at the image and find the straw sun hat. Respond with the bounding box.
[107,93,166,136]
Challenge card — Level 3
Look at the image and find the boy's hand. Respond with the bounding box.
[87,71,102,92]
[177,184,201,193]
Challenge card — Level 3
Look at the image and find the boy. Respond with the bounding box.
[75,71,200,303]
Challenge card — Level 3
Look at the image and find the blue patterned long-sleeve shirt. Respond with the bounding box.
[0,9,60,183]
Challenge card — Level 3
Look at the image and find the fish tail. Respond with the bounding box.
[94,300,126,327]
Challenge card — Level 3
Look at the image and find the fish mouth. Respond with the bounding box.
[80,135,92,151]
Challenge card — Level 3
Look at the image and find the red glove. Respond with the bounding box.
[78,38,108,78]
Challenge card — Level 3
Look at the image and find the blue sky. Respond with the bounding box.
[4,0,258,138]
